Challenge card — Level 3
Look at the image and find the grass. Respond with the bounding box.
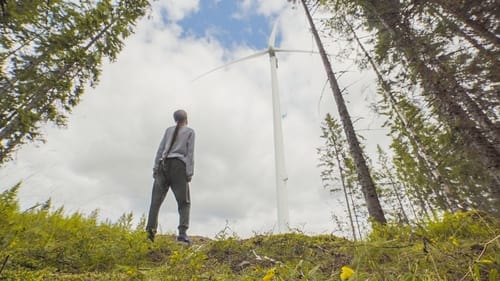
[0,185,499,280]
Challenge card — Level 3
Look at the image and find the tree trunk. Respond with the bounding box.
[425,5,496,58]
[329,121,358,240]
[344,18,465,211]
[364,0,500,187]
[301,0,387,224]
[430,0,500,48]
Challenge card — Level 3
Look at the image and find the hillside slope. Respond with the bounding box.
[0,186,499,280]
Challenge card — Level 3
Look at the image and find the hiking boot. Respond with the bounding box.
[147,229,156,242]
[177,234,191,244]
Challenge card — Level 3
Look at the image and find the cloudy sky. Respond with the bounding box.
[0,0,390,239]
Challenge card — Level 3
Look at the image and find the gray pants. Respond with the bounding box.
[146,158,191,235]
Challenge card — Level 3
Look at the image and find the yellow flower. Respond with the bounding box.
[479,259,493,264]
[449,236,459,247]
[340,266,355,280]
[262,268,275,281]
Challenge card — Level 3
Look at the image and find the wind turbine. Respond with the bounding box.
[268,21,289,233]
[194,20,313,233]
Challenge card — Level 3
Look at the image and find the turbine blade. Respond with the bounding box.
[269,19,279,48]
[274,49,320,55]
[191,50,268,82]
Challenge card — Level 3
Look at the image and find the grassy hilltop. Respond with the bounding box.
[0,185,499,280]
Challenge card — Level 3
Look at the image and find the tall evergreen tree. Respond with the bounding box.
[374,145,414,224]
[342,17,464,212]
[297,0,387,224]
[389,105,499,216]
[320,0,500,187]
[318,113,359,239]
[319,0,500,213]
[427,0,500,48]
[0,0,150,164]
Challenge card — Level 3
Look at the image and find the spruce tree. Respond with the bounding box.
[0,0,150,164]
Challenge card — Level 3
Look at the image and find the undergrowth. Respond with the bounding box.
[0,184,498,280]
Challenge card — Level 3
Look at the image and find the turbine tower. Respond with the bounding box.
[267,22,289,233]
[194,20,313,232]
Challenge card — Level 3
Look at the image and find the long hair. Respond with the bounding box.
[168,123,181,152]
[167,110,187,154]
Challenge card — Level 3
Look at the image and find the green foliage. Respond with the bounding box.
[0,0,151,164]
[319,0,500,216]
[386,97,499,216]
[318,113,370,240]
[361,211,500,281]
[2,186,498,280]
[0,185,154,280]
[373,145,415,224]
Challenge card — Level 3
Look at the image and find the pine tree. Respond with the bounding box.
[319,0,500,214]
[374,145,414,224]
[320,0,500,188]
[318,113,359,239]
[0,0,150,164]
[341,16,465,212]
[298,0,387,224]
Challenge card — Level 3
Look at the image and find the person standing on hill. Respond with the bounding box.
[146,109,195,243]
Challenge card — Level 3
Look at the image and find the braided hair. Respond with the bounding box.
[167,110,187,154]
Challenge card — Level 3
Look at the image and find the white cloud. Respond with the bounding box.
[255,0,288,16]
[0,3,390,239]
[159,0,200,22]
[232,0,287,19]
